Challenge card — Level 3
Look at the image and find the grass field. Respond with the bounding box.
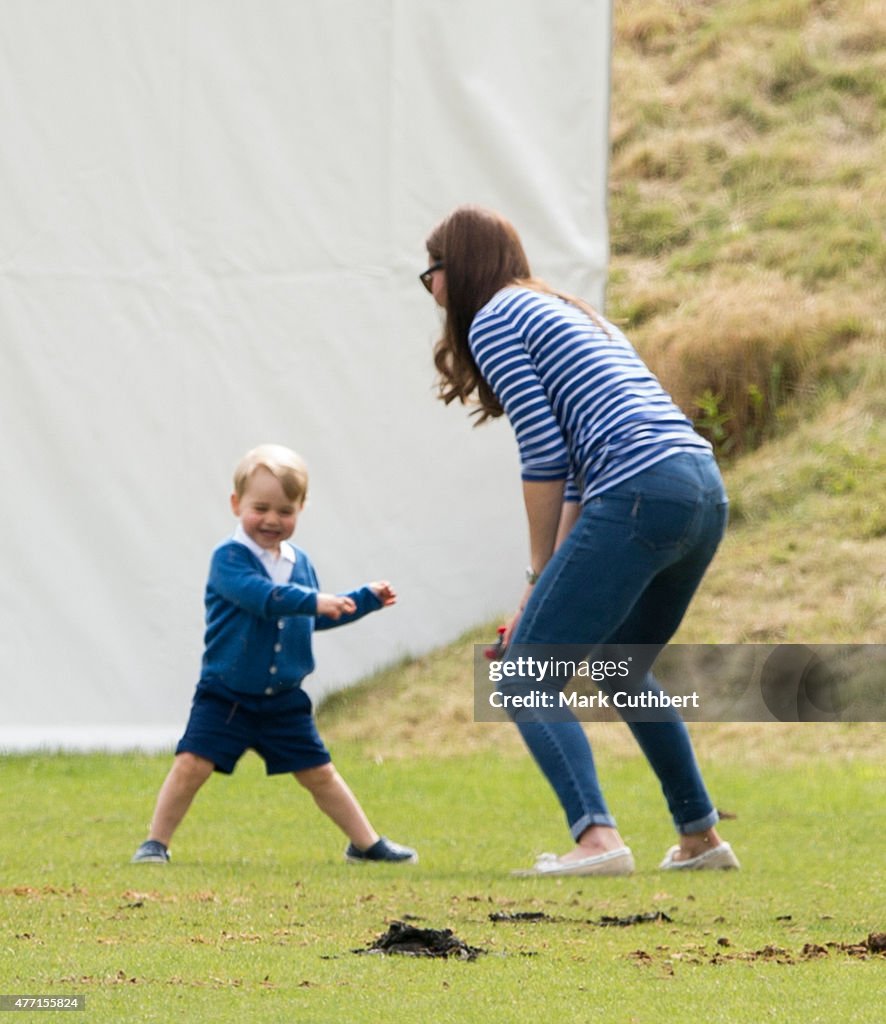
[4,0,885,1020]
[1,736,883,1024]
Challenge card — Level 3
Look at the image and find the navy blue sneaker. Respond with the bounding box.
[344,836,418,864]
[131,840,170,863]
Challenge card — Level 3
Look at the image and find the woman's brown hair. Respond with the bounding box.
[426,205,605,423]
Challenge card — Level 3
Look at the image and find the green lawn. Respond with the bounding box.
[1,744,883,1023]
[4,3,885,1020]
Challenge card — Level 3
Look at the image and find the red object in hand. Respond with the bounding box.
[484,625,507,659]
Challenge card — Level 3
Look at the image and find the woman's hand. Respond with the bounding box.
[502,609,520,648]
[503,582,537,646]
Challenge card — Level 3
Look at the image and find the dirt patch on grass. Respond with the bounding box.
[354,921,486,961]
[489,909,674,927]
[629,932,886,968]
[2,885,88,898]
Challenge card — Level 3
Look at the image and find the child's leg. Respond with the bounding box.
[146,752,215,847]
[293,762,378,851]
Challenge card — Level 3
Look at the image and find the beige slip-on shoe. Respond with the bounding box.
[512,846,635,877]
[659,841,740,871]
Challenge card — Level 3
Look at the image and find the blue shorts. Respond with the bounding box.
[175,682,331,775]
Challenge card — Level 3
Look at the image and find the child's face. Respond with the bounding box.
[231,466,302,553]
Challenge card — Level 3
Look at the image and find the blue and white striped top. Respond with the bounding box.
[469,286,711,502]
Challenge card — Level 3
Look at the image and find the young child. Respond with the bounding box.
[132,444,417,865]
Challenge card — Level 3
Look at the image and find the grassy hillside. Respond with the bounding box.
[606,0,885,643]
[608,0,884,453]
[322,0,885,753]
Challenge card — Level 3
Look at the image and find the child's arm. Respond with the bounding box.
[314,580,396,630]
[209,543,319,620]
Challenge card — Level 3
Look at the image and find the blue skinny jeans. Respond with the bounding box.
[503,451,729,840]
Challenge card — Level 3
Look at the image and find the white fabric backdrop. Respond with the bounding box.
[0,0,612,750]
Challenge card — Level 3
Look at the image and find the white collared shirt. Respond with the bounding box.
[232,524,296,585]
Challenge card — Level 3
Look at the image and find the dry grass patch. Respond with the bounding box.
[613,0,710,55]
[634,271,866,453]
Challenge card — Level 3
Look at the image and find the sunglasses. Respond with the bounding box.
[419,260,444,292]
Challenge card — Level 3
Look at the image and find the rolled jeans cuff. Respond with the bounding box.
[570,812,618,841]
[676,808,720,835]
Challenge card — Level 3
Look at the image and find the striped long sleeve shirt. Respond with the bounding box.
[468,286,711,503]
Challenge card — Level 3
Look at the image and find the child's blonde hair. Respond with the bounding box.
[233,444,309,504]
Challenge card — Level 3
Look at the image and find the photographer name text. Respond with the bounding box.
[488,689,700,710]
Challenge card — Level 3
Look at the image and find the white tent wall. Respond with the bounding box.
[0,1,612,751]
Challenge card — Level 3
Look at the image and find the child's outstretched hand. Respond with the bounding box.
[316,593,357,620]
[370,581,397,607]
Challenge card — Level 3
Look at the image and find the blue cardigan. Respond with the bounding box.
[199,539,382,696]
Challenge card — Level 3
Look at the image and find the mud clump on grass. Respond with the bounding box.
[354,921,486,961]
[800,932,886,960]
[489,911,556,923]
[597,911,673,927]
[488,908,672,927]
